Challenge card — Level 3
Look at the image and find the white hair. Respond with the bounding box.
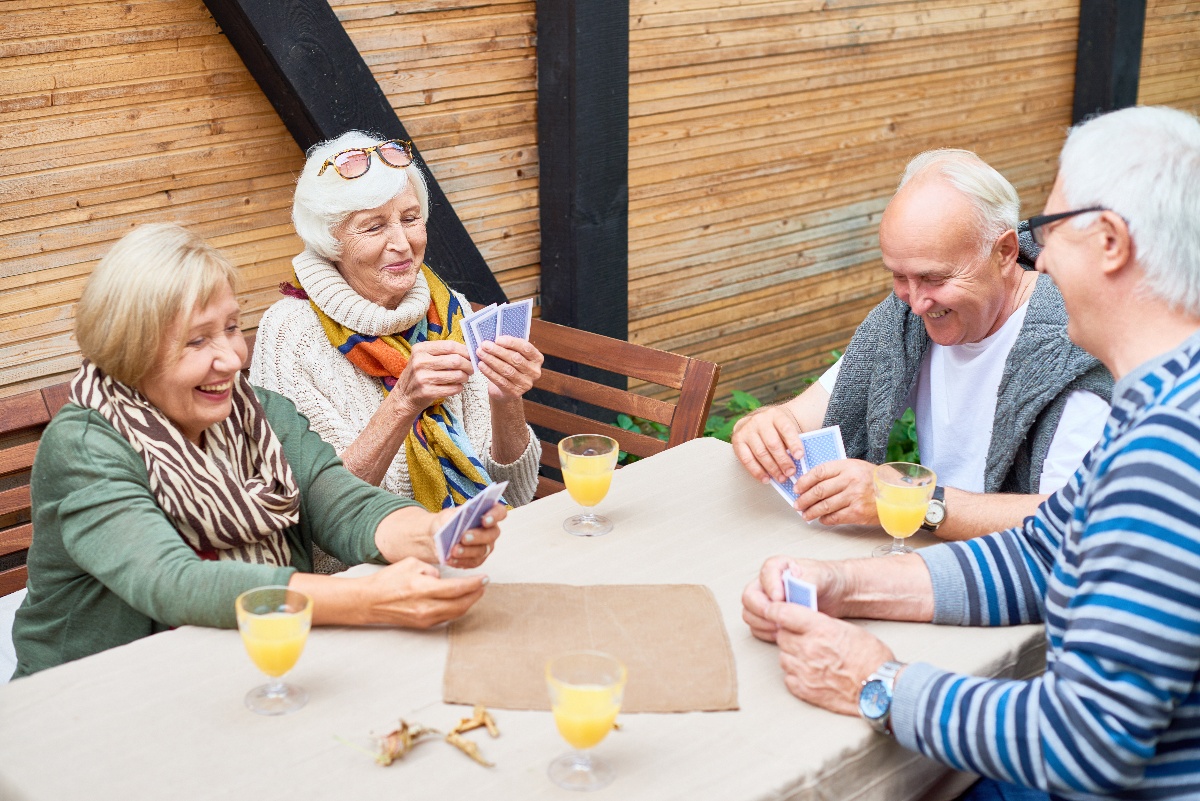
[292,130,430,261]
[1059,105,1200,316]
[897,149,1020,259]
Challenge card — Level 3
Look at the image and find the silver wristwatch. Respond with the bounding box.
[921,486,946,532]
[858,660,905,735]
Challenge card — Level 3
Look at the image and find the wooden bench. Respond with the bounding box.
[0,324,719,595]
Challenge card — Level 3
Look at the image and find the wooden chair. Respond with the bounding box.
[0,385,70,598]
[522,318,720,498]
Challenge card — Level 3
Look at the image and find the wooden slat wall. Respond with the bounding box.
[0,0,538,399]
[1139,0,1200,114]
[627,0,1084,404]
[329,0,539,307]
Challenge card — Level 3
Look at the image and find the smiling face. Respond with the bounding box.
[137,282,247,445]
[879,177,1015,346]
[332,186,428,310]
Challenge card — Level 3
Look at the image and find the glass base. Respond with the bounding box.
[564,513,613,537]
[245,680,307,716]
[873,539,915,557]
[548,751,614,791]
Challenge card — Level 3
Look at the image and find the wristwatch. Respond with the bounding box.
[859,660,905,735]
[921,486,946,532]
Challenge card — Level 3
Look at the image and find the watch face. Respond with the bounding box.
[859,679,890,720]
[925,500,946,526]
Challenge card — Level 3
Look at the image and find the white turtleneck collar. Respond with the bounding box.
[292,249,431,337]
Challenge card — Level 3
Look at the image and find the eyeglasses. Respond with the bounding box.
[1026,207,1107,246]
[317,139,414,179]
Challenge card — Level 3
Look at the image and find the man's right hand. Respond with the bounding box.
[732,404,805,484]
[742,555,852,641]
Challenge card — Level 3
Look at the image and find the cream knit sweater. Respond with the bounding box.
[250,250,541,510]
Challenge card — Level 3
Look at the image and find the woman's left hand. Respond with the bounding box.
[430,502,506,569]
[477,336,543,400]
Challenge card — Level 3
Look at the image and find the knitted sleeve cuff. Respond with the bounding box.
[483,426,542,507]
[919,543,974,626]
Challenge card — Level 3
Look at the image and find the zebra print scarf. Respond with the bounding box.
[69,360,301,566]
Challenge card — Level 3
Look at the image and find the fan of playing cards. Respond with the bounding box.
[769,425,847,508]
[462,299,533,367]
[434,481,509,564]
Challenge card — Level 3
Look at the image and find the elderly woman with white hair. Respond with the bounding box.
[252,132,542,572]
[11,224,503,678]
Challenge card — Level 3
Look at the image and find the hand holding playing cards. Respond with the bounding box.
[478,336,543,401]
[767,602,896,717]
[391,340,473,415]
[731,405,805,484]
[791,458,880,526]
[742,556,850,642]
[356,557,488,629]
[429,500,506,568]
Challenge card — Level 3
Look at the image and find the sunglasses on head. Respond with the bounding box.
[317,139,414,179]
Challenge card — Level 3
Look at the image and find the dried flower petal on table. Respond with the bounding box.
[445,731,495,767]
[376,720,442,766]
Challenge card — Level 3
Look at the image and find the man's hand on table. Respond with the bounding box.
[732,405,804,484]
[742,555,896,716]
[791,459,880,526]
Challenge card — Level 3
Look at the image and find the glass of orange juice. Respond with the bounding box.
[558,435,619,537]
[873,462,937,557]
[235,586,313,715]
[546,650,627,791]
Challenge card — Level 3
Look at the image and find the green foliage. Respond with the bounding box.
[703,389,762,443]
[886,407,921,464]
[614,412,669,464]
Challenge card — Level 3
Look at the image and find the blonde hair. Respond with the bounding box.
[293,130,430,261]
[75,224,239,386]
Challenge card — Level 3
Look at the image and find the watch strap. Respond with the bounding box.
[861,660,905,735]
[921,485,946,531]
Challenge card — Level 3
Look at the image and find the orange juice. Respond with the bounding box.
[561,462,614,507]
[875,483,931,539]
[552,684,620,749]
[240,612,310,677]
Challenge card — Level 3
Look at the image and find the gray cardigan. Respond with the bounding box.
[823,274,1113,494]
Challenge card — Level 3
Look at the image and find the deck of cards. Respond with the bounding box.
[783,569,817,610]
[770,424,848,508]
[462,299,533,368]
[435,480,509,564]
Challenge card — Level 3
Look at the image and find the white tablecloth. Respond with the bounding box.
[0,437,1044,800]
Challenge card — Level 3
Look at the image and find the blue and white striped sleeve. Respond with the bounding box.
[890,411,1200,795]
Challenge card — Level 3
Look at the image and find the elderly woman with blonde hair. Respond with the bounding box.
[10,224,503,678]
[251,132,542,572]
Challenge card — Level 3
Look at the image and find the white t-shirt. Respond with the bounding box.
[819,302,1109,494]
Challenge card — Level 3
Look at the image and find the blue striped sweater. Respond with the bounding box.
[891,329,1200,800]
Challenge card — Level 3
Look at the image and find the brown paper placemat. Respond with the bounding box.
[443,583,738,713]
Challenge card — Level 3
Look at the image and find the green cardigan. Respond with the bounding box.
[11,388,418,678]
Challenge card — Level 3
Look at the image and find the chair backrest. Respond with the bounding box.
[0,386,70,597]
[523,318,720,498]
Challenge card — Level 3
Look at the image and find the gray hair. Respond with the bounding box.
[1059,105,1200,316]
[897,149,1020,259]
[293,130,430,261]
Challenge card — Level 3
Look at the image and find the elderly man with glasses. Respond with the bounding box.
[743,105,1200,800]
[733,149,1113,541]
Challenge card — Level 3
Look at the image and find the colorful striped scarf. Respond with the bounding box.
[296,264,496,511]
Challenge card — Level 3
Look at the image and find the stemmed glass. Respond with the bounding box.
[558,435,619,537]
[873,462,937,557]
[235,586,313,715]
[546,651,627,791]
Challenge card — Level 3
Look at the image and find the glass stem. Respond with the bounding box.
[571,750,594,772]
[265,676,286,698]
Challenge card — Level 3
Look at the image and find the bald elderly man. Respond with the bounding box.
[733,150,1112,540]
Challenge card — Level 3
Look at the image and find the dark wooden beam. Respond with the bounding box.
[202,0,506,305]
[1072,0,1147,124]
[536,0,630,345]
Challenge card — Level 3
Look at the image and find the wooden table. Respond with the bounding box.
[0,438,1044,801]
